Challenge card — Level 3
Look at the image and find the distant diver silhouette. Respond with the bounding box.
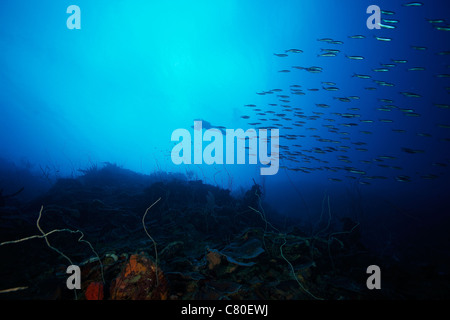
[192,119,226,135]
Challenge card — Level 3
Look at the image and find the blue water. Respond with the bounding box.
[1,1,450,270]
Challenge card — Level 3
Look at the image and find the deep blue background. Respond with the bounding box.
[1,1,449,267]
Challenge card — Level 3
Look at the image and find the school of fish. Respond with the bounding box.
[240,2,449,185]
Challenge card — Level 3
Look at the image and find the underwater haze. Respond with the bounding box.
[1,0,450,300]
